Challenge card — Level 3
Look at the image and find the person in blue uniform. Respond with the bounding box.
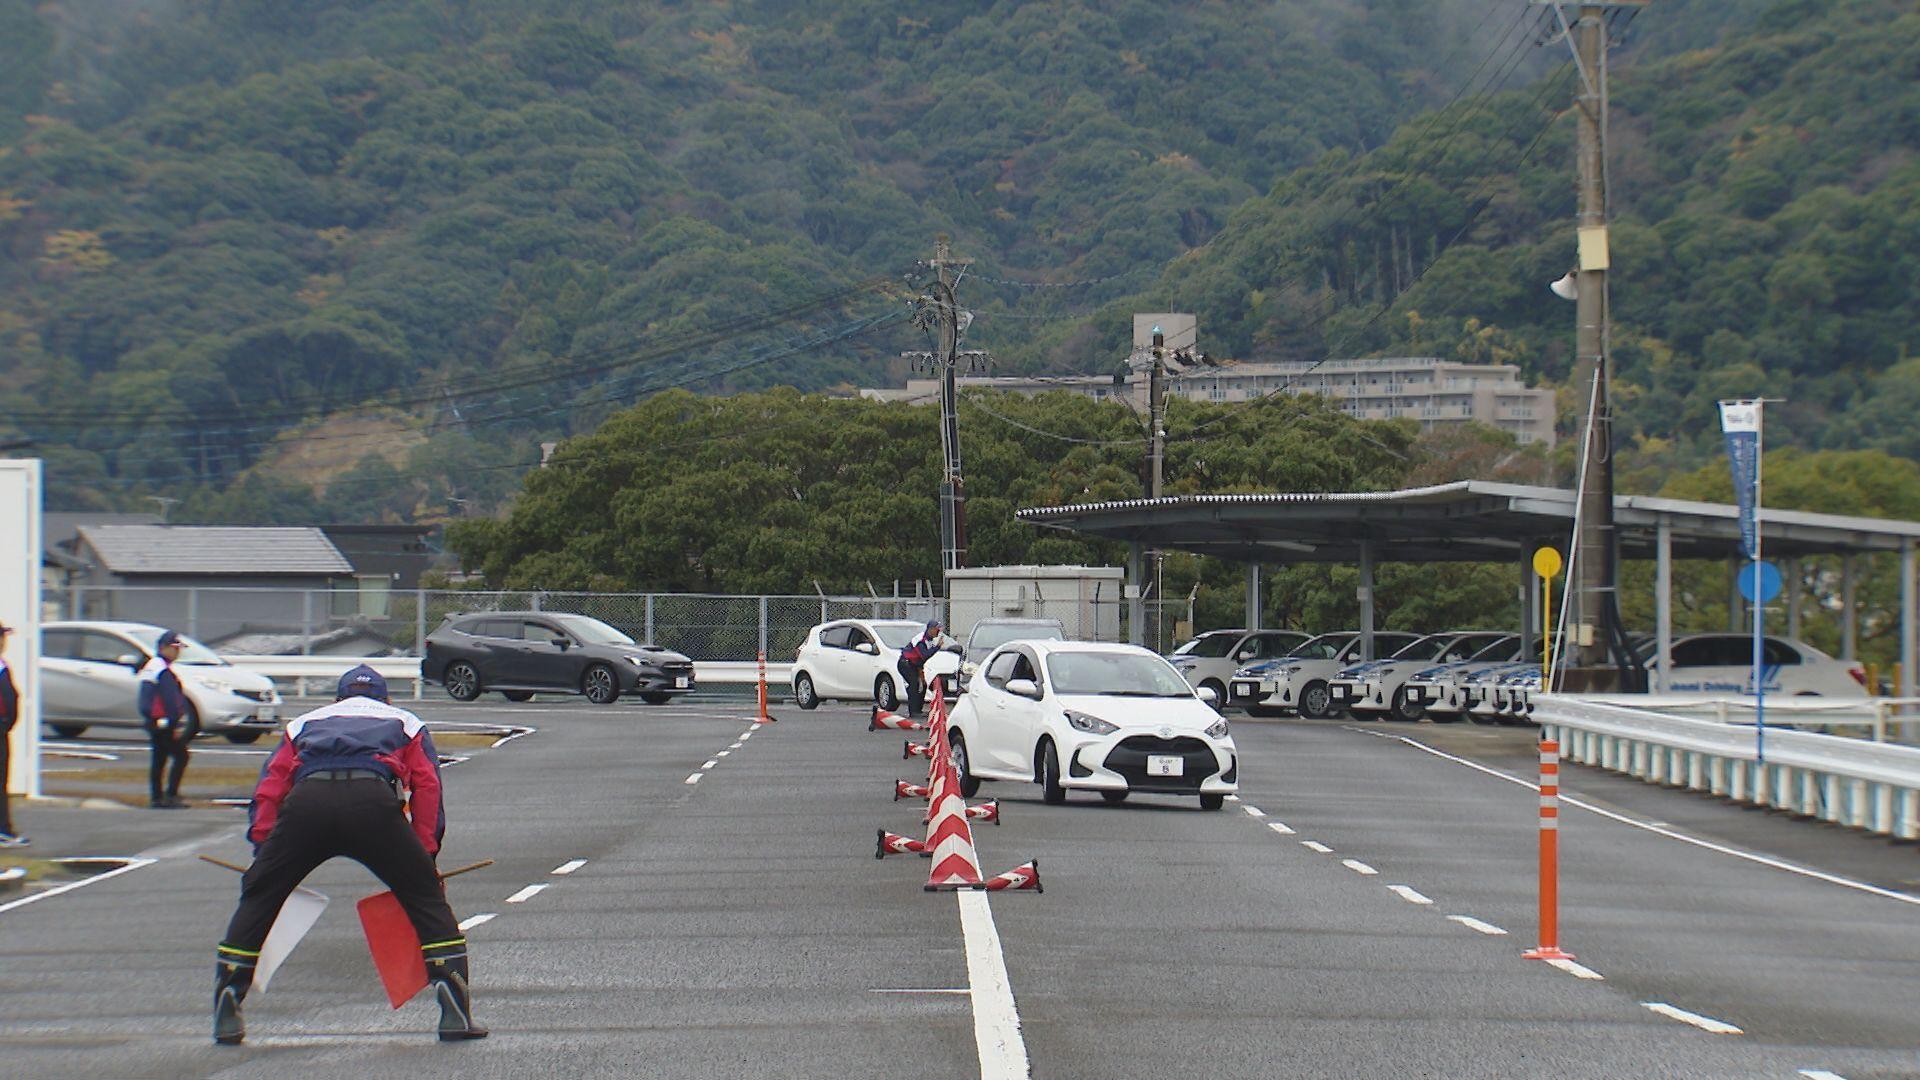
[136,630,193,809]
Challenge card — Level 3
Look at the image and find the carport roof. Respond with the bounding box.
[1015,481,1920,564]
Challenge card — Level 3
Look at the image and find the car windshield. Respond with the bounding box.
[971,623,1064,654]
[1472,636,1523,661]
[1046,650,1194,697]
[1290,633,1355,660]
[1171,631,1242,658]
[550,614,636,646]
[872,624,921,650]
[126,628,225,666]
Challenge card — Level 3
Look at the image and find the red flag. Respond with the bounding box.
[356,891,428,1008]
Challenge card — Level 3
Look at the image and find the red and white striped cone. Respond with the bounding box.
[922,770,984,891]
[875,829,929,858]
[894,779,930,801]
[980,860,1042,893]
[904,739,931,760]
[870,706,926,732]
[922,756,954,823]
[964,799,1001,825]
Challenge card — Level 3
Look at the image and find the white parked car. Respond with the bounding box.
[1228,631,1421,718]
[1652,634,1868,699]
[789,618,960,711]
[948,640,1238,809]
[1330,631,1514,721]
[1405,638,1537,721]
[40,621,283,743]
[1167,629,1313,710]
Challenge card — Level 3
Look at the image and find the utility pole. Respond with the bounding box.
[1538,0,1648,690]
[1148,327,1166,500]
[904,238,990,575]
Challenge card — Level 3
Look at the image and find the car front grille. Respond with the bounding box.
[1103,735,1218,792]
[233,690,271,702]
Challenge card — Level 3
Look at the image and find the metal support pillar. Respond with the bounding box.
[1246,563,1263,631]
[1902,540,1916,698]
[1786,558,1802,641]
[1521,547,1539,648]
[1358,539,1376,661]
[1656,518,1672,694]
[1128,542,1146,647]
[1841,556,1858,661]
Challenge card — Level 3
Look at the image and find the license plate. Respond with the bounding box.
[1147,755,1183,777]
[1260,679,1276,693]
[1232,681,1257,698]
[256,708,277,723]
[674,677,688,689]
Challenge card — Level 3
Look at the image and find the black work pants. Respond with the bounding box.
[222,778,458,954]
[0,728,14,834]
[898,659,927,717]
[146,726,190,801]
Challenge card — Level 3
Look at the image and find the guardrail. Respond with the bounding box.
[1534,694,1920,841]
[1572,695,1920,743]
[229,656,795,699]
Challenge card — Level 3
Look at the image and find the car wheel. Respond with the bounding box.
[1247,705,1287,718]
[793,672,819,710]
[874,675,899,712]
[1390,687,1426,722]
[444,661,482,702]
[1199,679,1228,714]
[640,693,672,705]
[49,723,86,739]
[582,664,620,705]
[1100,790,1128,805]
[1199,793,1226,811]
[1039,740,1066,805]
[952,732,981,798]
[501,690,534,702]
[223,731,265,745]
[1299,680,1335,719]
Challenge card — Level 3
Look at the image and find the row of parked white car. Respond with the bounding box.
[1172,627,1869,723]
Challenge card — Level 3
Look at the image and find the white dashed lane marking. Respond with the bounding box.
[1798,1070,1848,1080]
[1240,805,1265,818]
[684,773,703,785]
[551,860,587,876]
[1643,1002,1743,1035]
[1387,885,1433,905]
[1545,957,1605,981]
[1266,821,1295,835]
[702,760,719,769]
[1301,841,1333,854]
[457,913,496,931]
[505,884,549,904]
[1341,859,1379,876]
[1446,915,1509,936]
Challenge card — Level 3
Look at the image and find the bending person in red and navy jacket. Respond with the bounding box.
[213,664,486,1046]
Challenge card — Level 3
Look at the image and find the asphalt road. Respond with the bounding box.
[1,698,1916,1079]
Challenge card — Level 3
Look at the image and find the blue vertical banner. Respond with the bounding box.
[1718,400,1761,559]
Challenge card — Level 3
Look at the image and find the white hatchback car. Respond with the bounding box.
[947,641,1238,810]
[40,621,283,743]
[790,618,960,711]
[1167,629,1313,710]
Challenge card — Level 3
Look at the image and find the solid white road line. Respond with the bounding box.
[457,913,496,931]
[504,884,549,904]
[684,773,703,785]
[1643,1002,1744,1035]
[1301,841,1333,853]
[1447,915,1509,936]
[1266,821,1296,835]
[1241,805,1266,818]
[1545,957,1605,981]
[551,859,587,876]
[1387,885,1433,905]
[869,988,971,995]
[0,857,157,916]
[1341,859,1379,876]
[957,891,1030,1080]
[1392,735,1920,908]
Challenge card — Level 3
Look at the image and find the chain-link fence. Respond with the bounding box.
[56,585,1187,661]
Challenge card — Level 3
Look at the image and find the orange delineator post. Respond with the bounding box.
[1522,738,1573,961]
[754,650,776,723]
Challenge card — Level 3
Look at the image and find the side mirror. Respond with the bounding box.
[118,654,144,669]
[1236,650,1255,661]
[1005,678,1042,700]
[961,661,979,676]
[1197,685,1219,704]
[854,641,878,655]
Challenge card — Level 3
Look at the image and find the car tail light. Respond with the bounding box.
[1849,665,1867,687]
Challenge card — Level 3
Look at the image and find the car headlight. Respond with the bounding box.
[1281,665,1303,675]
[1063,710,1118,735]
[624,656,654,668]
[1204,716,1230,740]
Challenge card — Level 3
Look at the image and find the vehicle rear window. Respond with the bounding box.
[820,626,852,649]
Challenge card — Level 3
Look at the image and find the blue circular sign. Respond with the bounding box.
[1737,560,1783,603]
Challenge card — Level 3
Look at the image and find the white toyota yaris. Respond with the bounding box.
[947,640,1238,810]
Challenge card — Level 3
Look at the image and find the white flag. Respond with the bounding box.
[256,886,328,992]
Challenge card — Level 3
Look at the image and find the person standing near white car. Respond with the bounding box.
[138,630,194,809]
[0,622,27,846]
[896,619,960,718]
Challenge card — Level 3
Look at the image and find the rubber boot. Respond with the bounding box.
[428,953,487,1041]
[213,948,256,1045]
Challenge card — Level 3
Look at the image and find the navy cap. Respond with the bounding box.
[337,664,389,702]
[926,619,943,631]
[156,630,182,649]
